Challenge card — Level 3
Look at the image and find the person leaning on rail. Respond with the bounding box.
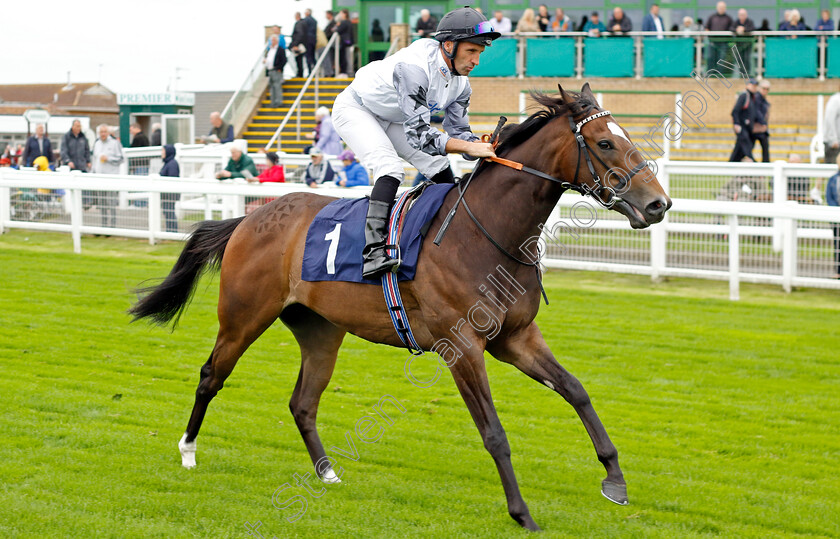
[331,6,499,278]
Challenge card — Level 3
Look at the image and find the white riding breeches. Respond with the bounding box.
[332,89,451,182]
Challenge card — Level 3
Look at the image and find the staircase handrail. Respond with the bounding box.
[385,37,400,58]
[264,32,339,152]
[220,46,274,124]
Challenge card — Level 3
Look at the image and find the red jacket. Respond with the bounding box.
[258,165,285,183]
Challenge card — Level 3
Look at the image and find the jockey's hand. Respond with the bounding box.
[467,142,497,158]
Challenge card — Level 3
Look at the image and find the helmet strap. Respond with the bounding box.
[442,41,461,76]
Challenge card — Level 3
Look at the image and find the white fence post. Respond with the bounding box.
[518,92,527,124]
[772,160,785,252]
[148,191,161,245]
[0,185,9,234]
[70,188,82,254]
[650,158,668,281]
[781,211,798,293]
[727,214,740,301]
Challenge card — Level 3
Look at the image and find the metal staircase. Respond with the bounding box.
[242,77,352,154]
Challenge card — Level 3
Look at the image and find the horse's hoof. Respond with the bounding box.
[514,513,541,531]
[601,480,628,505]
[179,433,197,469]
[320,468,341,484]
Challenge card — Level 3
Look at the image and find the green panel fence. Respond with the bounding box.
[827,38,840,78]
[643,38,694,77]
[584,37,635,77]
[764,36,818,78]
[525,38,576,77]
[471,38,517,77]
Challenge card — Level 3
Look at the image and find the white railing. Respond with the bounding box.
[2,158,839,297]
[265,32,340,152]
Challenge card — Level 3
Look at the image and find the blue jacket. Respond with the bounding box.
[160,145,180,177]
[815,19,834,31]
[24,135,53,166]
[642,14,663,32]
[827,173,840,207]
[339,161,370,187]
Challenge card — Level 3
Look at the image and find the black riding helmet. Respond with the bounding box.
[434,7,501,75]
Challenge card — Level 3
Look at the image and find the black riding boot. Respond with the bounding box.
[362,200,400,278]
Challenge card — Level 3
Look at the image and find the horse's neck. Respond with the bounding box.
[466,139,568,254]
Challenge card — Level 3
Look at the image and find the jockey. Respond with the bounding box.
[332,7,500,279]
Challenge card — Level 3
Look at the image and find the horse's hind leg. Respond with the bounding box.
[281,304,346,483]
[179,293,282,468]
[488,322,627,505]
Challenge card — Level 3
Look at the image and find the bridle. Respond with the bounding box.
[432,109,652,304]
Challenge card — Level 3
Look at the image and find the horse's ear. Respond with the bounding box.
[580,82,597,103]
[557,84,572,104]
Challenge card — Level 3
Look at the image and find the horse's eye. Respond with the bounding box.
[598,140,612,150]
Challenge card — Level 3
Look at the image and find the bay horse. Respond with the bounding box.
[129,83,671,531]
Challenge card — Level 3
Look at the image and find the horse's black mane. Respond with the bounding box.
[493,91,600,156]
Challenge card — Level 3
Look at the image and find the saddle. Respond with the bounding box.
[301,182,455,285]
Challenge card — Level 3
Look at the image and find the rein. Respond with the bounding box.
[433,110,650,305]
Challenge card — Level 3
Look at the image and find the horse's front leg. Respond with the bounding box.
[488,322,628,505]
[445,346,540,531]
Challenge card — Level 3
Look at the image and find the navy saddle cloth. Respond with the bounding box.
[301,183,455,284]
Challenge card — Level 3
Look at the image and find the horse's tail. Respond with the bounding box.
[128,216,246,327]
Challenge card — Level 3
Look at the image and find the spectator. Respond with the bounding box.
[249,151,285,183]
[730,9,755,76]
[757,19,771,31]
[728,78,759,162]
[492,11,512,33]
[159,144,180,233]
[91,123,124,229]
[780,9,807,34]
[304,9,318,74]
[216,143,257,180]
[22,124,53,167]
[584,12,606,36]
[536,5,551,32]
[825,88,840,165]
[642,4,664,37]
[551,8,571,32]
[205,112,234,144]
[370,19,386,61]
[705,2,733,70]
[750,79,771,163]
[322,11,337,77]
[304,147,336,187]
[32,155,51,171]
[778,10,792,30]
[335,9,354,77]
[264,34,286,108]
[816,10,833,31]
[516,8,540,33]
[129,123,150,147]
[416,9,437,38]
[336,150,369,187]
[307,106,342,156]
[60,119,90,172]
[577,15,589,32]
[682,16,696,34]
[826,155,840,278]
[608,7,632,33]
[150,123,162,146]
[290,12,308,77]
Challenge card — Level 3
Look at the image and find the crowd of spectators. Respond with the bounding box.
[271,9,357,80]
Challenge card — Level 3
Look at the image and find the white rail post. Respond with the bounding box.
[519,92,527,124]
[817,94,825,147]
[575,35,584,79]
[148,190,161,245]
[0,184,9,234]
[650,158,668,281]
[596,92,604,108]
[781,211,798,293]
[727,214,740,301]
[70,188,82,253]
[772,159,785,252]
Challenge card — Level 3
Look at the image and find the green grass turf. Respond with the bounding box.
[1,230,838,538]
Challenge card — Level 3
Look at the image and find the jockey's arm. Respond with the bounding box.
[443,84,496,159]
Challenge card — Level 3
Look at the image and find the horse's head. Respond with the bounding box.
[542,84,671,228]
